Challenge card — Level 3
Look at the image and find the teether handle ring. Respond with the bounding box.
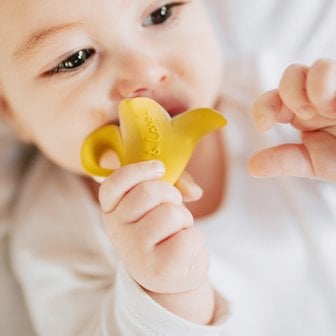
[81,124,124,177]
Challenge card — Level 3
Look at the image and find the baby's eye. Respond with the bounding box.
[143,2,187,26]
[45,48,96,76]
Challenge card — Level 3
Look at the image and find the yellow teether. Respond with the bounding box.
[81,97,227,184]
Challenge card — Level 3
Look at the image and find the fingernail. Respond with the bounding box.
[151,160,166,176]
[92,176,106,184]
[176,173,203,201]
[182,184,203,202]
[189,183,203,197]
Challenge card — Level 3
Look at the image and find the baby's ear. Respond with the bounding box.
[0,94,32,143]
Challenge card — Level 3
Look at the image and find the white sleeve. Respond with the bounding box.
[9,157,229,336]
[108,263,229,336]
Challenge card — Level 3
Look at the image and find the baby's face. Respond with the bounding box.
[0,0,223,174]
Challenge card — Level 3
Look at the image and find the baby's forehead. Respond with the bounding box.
[0,1,62,50]
[0,1,49,63]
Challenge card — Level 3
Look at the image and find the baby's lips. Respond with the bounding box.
[165,103,189,118]
[153,96,189,118]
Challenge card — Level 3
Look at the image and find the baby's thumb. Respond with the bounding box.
[248,144,315,178]
[175,171,203,203]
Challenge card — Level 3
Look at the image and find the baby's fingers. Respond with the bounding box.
[175,171,203,203]
[137,203,194,248]
[279,64,317,120]
[113,180,182,223]
[249,144,315,178]
[252,90,295,131]
[306,59,336,118]
[252,90,278,131]
[99,160,165,212]
[249,131,336,181]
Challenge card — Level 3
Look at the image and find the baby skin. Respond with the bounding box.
[98,59,336,324]
[250,59,336,182]
[0,0,335,327]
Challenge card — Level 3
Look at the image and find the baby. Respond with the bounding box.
[0,0,335,335]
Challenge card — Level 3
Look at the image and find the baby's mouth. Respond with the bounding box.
[110,98,188,126]
[157,99,189,118]
[167,105,188,118]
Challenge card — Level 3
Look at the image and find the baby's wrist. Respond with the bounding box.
[145,279,216,325]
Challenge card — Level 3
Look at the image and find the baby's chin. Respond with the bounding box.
[45,154,85,177]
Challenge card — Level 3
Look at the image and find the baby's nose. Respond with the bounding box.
[112,51,169,99]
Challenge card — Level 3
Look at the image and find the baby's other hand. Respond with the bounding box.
[99,161,209,294]
[250,59,336,181]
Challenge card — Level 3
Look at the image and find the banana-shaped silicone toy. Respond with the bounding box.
[81,97,227,184]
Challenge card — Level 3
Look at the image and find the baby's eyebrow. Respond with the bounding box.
[12,22,83,60]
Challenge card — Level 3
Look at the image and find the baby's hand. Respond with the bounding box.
[250,59,336,181]
[99,161,209,294]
